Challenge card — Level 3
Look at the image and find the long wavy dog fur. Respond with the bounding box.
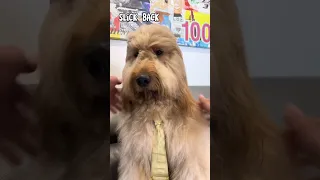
[212,0,300,179]
[4,1,112,180]
[117,24,210,180]
[5,0,307,180]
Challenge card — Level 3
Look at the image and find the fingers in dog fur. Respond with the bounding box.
[15,103,41,156]
[16,100,38,124]
[284,103,305,130]
[115,103,122,111]
[0,46,36,74]
[116,87,121,93]
[110,76,122,86]
[110,107,117,114]
[16,103,41,142]
[116,91,122,100]
[199,94,210,112]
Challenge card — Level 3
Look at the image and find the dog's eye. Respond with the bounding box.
[154,49,163,56]
[134,51,139,58]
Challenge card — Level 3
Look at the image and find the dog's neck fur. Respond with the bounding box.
[122,84,200,124]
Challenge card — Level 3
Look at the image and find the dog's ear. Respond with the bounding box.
[120,90,132,112]
[174,82,198,116]
[211,0,288,178]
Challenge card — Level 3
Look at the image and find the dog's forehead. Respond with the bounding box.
[127,24,176,49]
[129,24,173,39]
[39,0,108,58]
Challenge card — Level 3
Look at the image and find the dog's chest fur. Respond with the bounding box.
[117,103,210,180]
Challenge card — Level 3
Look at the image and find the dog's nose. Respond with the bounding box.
[136,74,151,87]
[83,44,109,80]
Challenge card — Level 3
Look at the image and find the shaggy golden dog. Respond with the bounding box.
[3,1,111,180]
[37,0,109,161]
[117,24,210,180]
[211,0,307,180]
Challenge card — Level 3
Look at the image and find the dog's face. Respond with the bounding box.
[121,24,188,105]
[38,0,109,117]
[37,0,109,159]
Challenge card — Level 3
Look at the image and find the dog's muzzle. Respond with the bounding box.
[131,72,163,101]
[136,74,151,87]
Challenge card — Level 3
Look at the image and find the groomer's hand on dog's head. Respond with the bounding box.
[284,104,320,168]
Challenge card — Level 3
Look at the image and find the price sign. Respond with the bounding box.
[110,0,210,49]
[182,21,210,43]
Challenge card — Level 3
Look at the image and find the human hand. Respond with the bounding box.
[284,104,320,169]
[198,94,210,113]
[0,46,39,165]
[110,76,122,113]
[198,94,210,120]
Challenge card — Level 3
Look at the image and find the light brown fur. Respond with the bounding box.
[212,0,300,180]
[117,24,210,180]
[9,0,112,180]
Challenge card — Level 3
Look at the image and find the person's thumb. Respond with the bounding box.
[284,104,320,160]
[110,76,122,86]
[284,103,306,131]
[199,94,210,112]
